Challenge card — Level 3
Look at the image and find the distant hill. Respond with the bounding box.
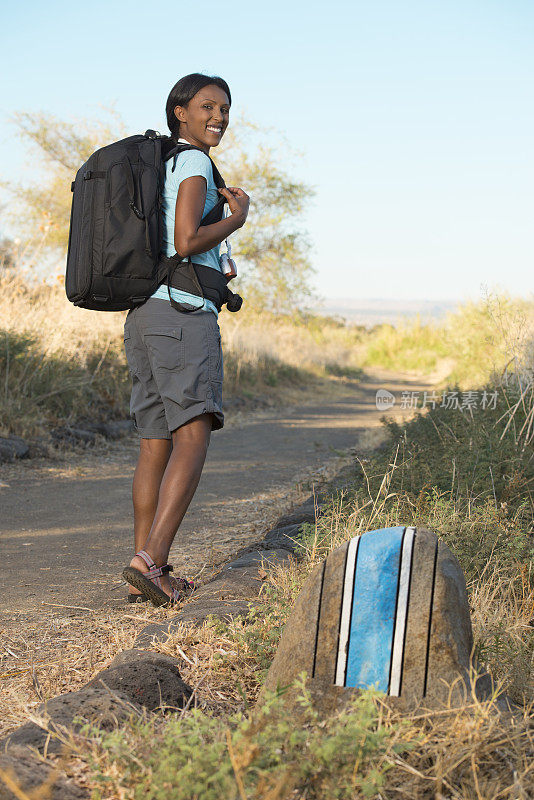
[312,297,459,327]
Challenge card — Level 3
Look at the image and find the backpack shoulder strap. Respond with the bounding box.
[206,155,225,189]
[202,154,226,224]
[164,143,225,186]
[164,143,227,225]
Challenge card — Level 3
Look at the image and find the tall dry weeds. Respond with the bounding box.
[0,269,365,437]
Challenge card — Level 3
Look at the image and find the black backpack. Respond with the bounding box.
[65,130,242,313]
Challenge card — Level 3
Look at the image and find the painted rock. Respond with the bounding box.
[259,526,475,713]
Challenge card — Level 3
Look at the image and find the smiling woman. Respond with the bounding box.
[166,74,231,149]
[121,72,250,607]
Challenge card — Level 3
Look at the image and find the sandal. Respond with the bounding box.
[122,550,198,608]
[127,575,195,603]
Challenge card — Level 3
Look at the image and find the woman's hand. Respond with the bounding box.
[218,187,250,226]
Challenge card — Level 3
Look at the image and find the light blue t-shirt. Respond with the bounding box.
[151,144,222,316]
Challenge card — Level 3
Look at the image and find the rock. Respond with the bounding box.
[0,436,30,461]
[103,419,134,437]
[51,427,96,445]
[134,622,175,647]
[473,671,521,715]
[73,421,109,437]
[108,648,178,669]
[0,745,87,799]
[134,600,255,647]
[198,557,292,600]
[196,565,266,600]
[2,687,142,754]
[26,439,50,458]
[259,526,482,715]
[274,495,323,528]
[65,419,134,440]
[420,528,474,706]
[224,548,295,570]
[261,524,307,555]
[228,523,311,563]
[175,599,255,625]
[133,564,271,647]
[258,559,324,710]
[86,651,192,711]
[223,396,246,410]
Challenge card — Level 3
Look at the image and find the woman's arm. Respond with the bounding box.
[174,177,249,258]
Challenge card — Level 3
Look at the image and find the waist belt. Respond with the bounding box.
[158,255,243,314]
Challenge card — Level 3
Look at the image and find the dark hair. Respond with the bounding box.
[166,73,232,142]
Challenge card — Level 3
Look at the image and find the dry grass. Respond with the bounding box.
[160,490,532,798]
[362,292,534,389]
[374,691,534,799]
[75,378,534,798]
[3,269,532,441]
[0,608,140,738]
[2,382,533,797]
[0,271,365,439]
[2,449,533,797]
[0,446,351,742]
[78,488,534,799]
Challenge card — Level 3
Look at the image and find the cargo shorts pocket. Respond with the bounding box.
[143,327,185,372]
[123,330,139,378]
[207,325,223,383]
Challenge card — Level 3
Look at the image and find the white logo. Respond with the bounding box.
[376,389,395,410]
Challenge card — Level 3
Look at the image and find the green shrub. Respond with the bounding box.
[89,673,412,800]
[361,295,534,387]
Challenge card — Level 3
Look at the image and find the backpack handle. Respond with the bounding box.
[123,155,144,219]
[123,154,155,257]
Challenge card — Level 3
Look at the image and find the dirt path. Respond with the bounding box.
[1,369,433,617]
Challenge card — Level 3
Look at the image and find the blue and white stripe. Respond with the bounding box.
[334,526,416,695]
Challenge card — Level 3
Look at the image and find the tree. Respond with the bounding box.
[4,108,126,254]
[5,109,318,312]
[0,236,16,272]
[215,117,318,312]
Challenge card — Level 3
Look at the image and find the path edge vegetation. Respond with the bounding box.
[67,367,534,799]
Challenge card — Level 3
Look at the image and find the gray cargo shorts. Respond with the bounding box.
[123,298,224,438]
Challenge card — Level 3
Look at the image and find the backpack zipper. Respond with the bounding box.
[73,169,92,299]
[86,151,99,292]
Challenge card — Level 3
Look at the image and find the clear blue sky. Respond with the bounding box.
[1,0,532,303]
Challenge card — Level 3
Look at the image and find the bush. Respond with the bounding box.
[89,674,410,800]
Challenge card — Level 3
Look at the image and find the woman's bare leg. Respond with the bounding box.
[129,413,213,596]
[129,437,172,595]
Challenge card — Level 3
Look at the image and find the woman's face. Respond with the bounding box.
[174,84,230,153]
